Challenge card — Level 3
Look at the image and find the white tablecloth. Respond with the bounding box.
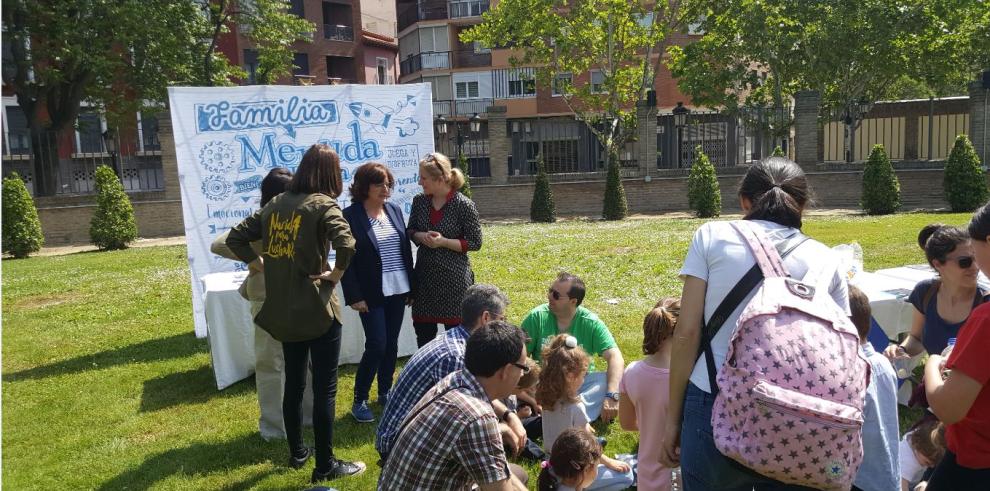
[202,271,419,390]
[850,270,920,340]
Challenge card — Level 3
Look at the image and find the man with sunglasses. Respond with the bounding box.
[521,272,625,423]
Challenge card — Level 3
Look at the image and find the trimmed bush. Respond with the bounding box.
[687,145,721,218]
[944,134,988,212]
[602,156,627,220]
[530,157,556,223]
[861,144,901,215]
[457,153,472,199]
[772,145,785,157]
[2,172,44,258]
[90,165,138,250]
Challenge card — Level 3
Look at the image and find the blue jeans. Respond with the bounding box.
[283,321,341,472]
[579,371,607,421]
[354,294,406,402]
[681,383,817,491]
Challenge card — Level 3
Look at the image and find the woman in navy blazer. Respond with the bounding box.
[341,162,414,423]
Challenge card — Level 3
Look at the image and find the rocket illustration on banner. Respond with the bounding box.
[348,95,420,137]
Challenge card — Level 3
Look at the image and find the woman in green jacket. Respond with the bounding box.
[227,144,363,483]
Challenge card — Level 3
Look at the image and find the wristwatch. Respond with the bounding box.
[605,392,620,402]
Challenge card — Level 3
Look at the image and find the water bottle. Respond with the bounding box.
[892,346,913,379]
[850,241,864,279]
[671,467,681,491]
[939,338,956,378]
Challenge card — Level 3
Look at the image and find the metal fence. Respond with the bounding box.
[1,128,164,196]
[433,120,491,177]
[656,106,791,169]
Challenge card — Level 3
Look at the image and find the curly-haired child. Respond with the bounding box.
[539,334,633,490]
[537,427,602,490]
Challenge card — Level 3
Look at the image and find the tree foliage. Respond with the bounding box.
[944,135,988,212]
[602,159,628,220]
[90,166,138,250]
[687,145,721,218]
[2,172,44,258]
[861,144,901,215]
[530,157,556,223]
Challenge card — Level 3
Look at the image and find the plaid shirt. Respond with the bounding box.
[376,325,470,457]
[378,370,509,490]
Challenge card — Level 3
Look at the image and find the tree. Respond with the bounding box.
[944,135,988,212]
[772,146,785,157]
[687,145,721,218]
[90,165,138,250]
[2,172,44,258]
[602,149,628,220]
[861,144,900,215]
[457,153,473,199]
[530,157,556,223]
[1,0,313,195]
[463,0,688,220]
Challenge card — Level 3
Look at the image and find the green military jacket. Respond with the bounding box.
[226,191,355,342]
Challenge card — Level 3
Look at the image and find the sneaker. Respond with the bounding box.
[289,447,313,469]
[311,459,367,482]
[351,400,374,423]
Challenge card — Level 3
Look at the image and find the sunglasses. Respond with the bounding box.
[511,362,531,374]
[549,287,569,300]
[947,255,975,269]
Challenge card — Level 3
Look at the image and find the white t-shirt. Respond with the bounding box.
[542,401,590,452]
[899,431,927,486]
[679,219,851,393]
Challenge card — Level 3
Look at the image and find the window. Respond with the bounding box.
[75,108,105,154]
[590,70,606,93]
[3,104,30,156]
[293,53,310,76]
[449,0,487,18]
[473,41,490,54]
[552,73,572,96]
[289,0,304,17]
[688,15,707,35]
[376,57,389,84]
[137,111,161,152]
[508,70,535,97]
[243,49,259,84]
[455,81,479,99]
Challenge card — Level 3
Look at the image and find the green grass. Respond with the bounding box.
[2,212,973,490]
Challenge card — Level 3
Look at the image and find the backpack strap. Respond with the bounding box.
[697,223,809,395]
[730,220,790,279]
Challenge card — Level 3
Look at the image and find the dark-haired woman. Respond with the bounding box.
[212,167,315,440]
[227,144,365,482]
[659,157,851,489]
[922,202,990,490]
[406,152,482,346]
[884,224,984,364]
[341,162,413,423]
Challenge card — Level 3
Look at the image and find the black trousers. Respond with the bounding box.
[926,450,990,491]
[282,321,341,472]
[412,322,456,348]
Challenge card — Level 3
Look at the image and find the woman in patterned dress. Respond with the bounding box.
[406,152,483,346]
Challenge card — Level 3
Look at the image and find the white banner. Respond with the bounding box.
[168,84,433,337]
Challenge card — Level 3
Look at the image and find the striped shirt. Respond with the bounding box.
[370,214,410,297]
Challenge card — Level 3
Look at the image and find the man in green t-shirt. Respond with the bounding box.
[520,272,625,423]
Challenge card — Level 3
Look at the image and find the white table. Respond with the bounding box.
[202,271,420,390]
[850,270,919,340]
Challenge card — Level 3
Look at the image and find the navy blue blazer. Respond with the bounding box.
[341,201,415,308]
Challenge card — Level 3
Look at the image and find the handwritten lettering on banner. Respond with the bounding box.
[169,85,435,337]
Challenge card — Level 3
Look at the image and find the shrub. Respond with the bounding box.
[861,144,901,215]
[530,157,556,223]
[944,134,988,212]
[2,172,44,258]
[602,155,627,220]
[687,145,721,218]
[772,145,785,157]
[90,165,138,250]
[457,152,472,199]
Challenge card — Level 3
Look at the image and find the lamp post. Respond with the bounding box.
[672,101,690,168]
[843,98,872,162]
[435,113,482,162]
[102,129,120,177]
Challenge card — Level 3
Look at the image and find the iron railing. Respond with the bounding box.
[448,0,489,18]
[324,24,355,41]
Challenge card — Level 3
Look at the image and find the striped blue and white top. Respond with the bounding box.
[370,214,410,297]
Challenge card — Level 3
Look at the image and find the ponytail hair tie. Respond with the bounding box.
[540,460,552,469]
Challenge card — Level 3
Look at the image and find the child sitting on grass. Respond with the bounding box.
[539,334,633,490]
[900,420,946,491]
[537,427,605,491]
[618,297,679,491]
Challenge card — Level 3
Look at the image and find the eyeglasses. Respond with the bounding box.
[549,287,569,300]
[947,255,975,269]
[511,362,531,374]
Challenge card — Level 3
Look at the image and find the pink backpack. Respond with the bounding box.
[704,221,870,491]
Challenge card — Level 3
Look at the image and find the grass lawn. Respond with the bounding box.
[2,212,969,490]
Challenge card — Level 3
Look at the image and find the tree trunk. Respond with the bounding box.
[30,127,61,196]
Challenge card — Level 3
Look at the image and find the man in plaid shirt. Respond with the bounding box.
[378,321,529,490]
[376,285,526,459]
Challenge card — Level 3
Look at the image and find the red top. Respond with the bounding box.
[428,190,467,253]
[945,302,990,468]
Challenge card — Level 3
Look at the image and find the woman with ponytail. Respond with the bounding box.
[883,223,984,363]
[660,157,851,489]
[537,427,605,491]
[406,152,483,346]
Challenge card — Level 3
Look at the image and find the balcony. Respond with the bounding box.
[400,51,451,76]
[448,0,489,18]
[453,49,491,68]
[433,99,494,117]
[397,1,449,32]
[328,77,357,85]
[324,24,355,41]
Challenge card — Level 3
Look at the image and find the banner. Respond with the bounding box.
[168,84,433,337]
